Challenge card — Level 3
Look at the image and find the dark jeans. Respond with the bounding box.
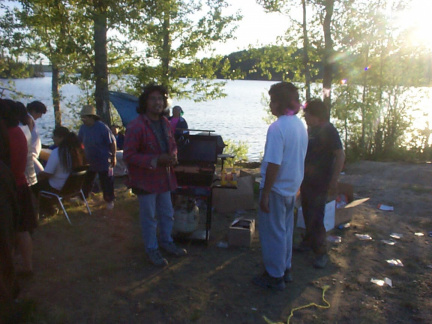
[82,170,115,203]
[31,179,59,216]
[300,183,328,255]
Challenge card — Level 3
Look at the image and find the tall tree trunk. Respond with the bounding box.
[360,46,369,153]
[93,3,111,125]
[344,115,348,158]
[302,0,311,101]
[161,8,171,88]
[374,42,385,156]
[322,0,334,117]
[51,63,62,126]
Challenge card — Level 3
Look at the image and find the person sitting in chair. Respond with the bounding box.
[33,127,86,216]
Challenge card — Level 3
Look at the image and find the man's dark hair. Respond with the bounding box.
[58,131,85,170]
[137,84,168,114]
[14,101,28,125]
[53,126,70,139]
[1,99,20,128]
[304,99,329,121]
[27,100,47,114]
[268,82,300,115]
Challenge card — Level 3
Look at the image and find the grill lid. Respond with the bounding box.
[177,134,220,164]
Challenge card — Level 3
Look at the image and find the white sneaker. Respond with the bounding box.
[106,201,114,210]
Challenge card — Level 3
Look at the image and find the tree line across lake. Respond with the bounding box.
[1,0,431,162]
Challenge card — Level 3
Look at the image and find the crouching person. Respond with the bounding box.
[123,84,187,267]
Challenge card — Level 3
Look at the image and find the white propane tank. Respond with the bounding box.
[173,204,200,233]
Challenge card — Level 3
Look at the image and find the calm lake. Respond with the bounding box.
[5,74,431,161]
[8,74,274,161]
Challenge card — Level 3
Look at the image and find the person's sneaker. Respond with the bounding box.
[252,272,286,291]
[147,249,168,267]
[106,201,114,210]
[293,241,312,252]
[160,242,187,257]
[40,206,59,218]
[69,197,81,205]
[284,268,293,283]
[313,254,329,269]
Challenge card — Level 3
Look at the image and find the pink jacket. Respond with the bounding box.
[123,114,178,194]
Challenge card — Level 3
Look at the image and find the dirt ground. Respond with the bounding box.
[10,161,432,323]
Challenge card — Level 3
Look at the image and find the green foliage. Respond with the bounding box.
[123,0,241,101]
[224,45,324,82]
[221,139,249,167]
[0,59,34,78]
[324,0,432,162]
[0,5,32,80]
[2,0,431,163]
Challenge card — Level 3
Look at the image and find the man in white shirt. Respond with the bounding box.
[253,82,308,291]
[27,101,47,173]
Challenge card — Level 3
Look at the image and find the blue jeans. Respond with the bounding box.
[258,190,295,278]
[82,170,115,203]
[137,192,174,252]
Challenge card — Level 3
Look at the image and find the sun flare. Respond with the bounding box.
[395,0,432,50]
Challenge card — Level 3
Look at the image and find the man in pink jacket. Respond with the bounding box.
[123,85,187,267]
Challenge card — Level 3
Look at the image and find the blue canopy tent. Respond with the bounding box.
[109,91,139,127]
[109,90,226,154]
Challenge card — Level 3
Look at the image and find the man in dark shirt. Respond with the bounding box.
[298,99,345,268]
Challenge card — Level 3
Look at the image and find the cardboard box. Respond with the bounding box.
[297,200,336,232]
[335,197,370,226]
[228,218,255,247]
[212,171,255,213]
[334,182,369,227]
[337,182,354,203]
[297,182,369,231]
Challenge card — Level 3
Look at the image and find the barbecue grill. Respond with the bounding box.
[174,133,225,242]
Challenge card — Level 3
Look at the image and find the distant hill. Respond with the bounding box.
[0,61,52,79]
[218,46,327,81]
[29,64,52,73]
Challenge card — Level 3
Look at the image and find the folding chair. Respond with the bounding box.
[39,165,91,224]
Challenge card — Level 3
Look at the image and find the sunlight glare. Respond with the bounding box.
[395,0,432,50]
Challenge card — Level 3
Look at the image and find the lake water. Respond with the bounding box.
[5,75,431,161]
[6,75,274,161]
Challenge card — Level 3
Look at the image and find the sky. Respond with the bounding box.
[213,0,296,55]
[215,0,432,55]
[2,0,431,59]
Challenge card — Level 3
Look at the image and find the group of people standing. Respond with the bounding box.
[0,98,50,315]
[1,80,343,311]
[0,88,191,316]
[0,98,120,316]
[119,81,344,281]
[254,82,345,291]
